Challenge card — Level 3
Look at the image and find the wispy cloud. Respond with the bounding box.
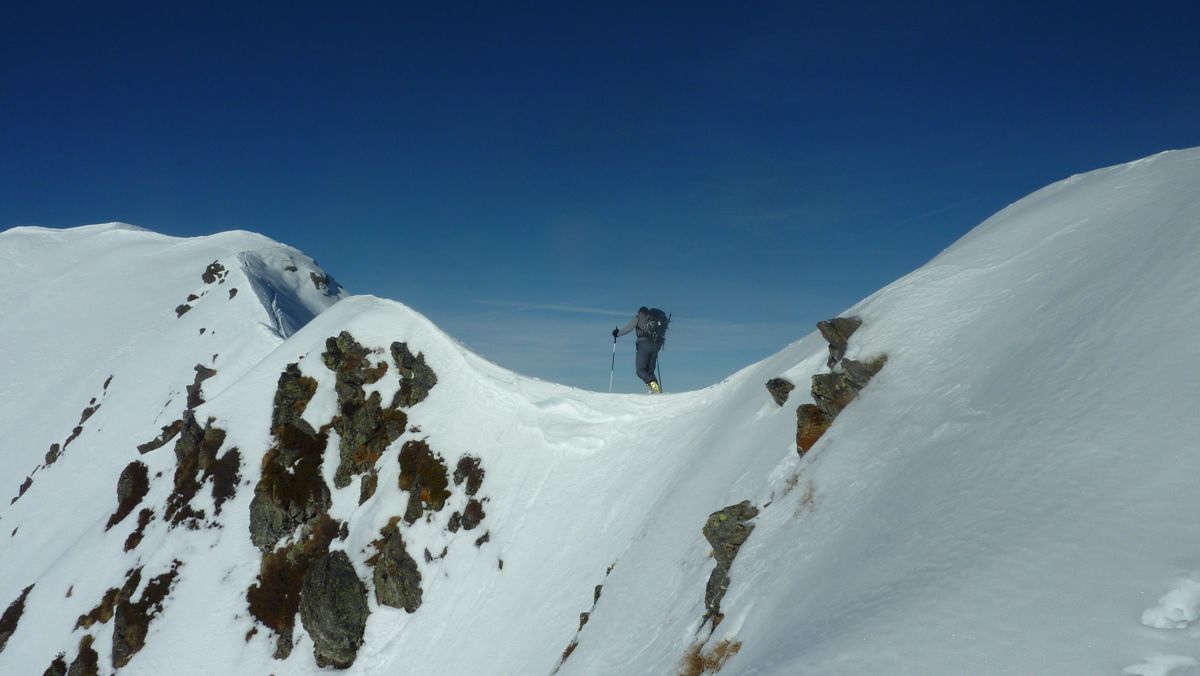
[471,300,630,318]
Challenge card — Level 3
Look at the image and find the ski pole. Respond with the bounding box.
[608,329,617,392]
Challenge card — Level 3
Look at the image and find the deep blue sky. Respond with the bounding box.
[4,2,1198,392]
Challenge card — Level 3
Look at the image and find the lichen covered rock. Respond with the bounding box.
[701,501,759,624]
[765,378,795,406]
[299,551,369,669]
[398,440,451,523]
[391,342,437,407]
[372,527,423,612]
[323,332,406,489]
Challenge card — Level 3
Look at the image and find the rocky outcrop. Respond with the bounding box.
[65,636,98,676]
[163,413,238,527]
[371,527,422,612]
[794,317,886,455]
[299,551,369,669]
[323,332,407,489]
[112,562,182,669]
[250,366,330,551]
[397,440,451,524]
[816,316,862,369]
[0,584,34,654]
[765,378,795,407]
[185,364,217,410]
[795,405,833,454]
[701,501,759,625]
[105,461,150,530]
[391,342,437,407]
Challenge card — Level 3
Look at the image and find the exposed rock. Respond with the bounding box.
[324,332,405,488]
[474,531,490,548]
[397,440,451,524]
[250,366,331,551]
[10,476,32,505]
[106,461,150,530]
[359,471,378,505]
[372,527,423,612]
[45,442,61,464]
[453,455,485,496]
[817,316,862,368]
[309,272,340,294]
[75,587,120,630]
[811,355,887,419]
[0,584,34,654]
[66,635,98,676]
[246,515,339,660]
[271,363,318,433]
[391,342,437,407]
[136,419,184,455]
[201,261,226,284]
[765,378,795,406]
[174,304,191,318]
[186,364,217,410]
[299,551,369,669]
[701,501,759,624]
[112,561,182,669]
[228,287,238,299]
[461,499,486,531]
[43,654,68,676]
[795,405,832,455]
[123,509,154,552]
[164,413,232,526]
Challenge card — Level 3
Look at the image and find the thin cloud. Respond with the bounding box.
[472,300,630,318]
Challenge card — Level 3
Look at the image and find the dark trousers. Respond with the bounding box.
[635,340,660,384]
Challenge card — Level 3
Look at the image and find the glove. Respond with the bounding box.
[612,328,619,338]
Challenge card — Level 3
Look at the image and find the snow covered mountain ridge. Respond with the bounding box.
[3,147,1200,676]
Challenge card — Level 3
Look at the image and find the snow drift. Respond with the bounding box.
[2,148,1199,676]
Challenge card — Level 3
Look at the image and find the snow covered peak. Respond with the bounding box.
[4,148,1200,676]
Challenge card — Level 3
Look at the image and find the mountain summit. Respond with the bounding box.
[3,148,1200,675]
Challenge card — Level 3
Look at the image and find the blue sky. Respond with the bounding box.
[4,2,1199,392]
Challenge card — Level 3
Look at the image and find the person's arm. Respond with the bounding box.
[615,315,638,337]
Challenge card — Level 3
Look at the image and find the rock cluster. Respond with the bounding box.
[792,317,886,455]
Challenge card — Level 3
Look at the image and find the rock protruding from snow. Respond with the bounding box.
[701,501,759,625]
[324,332,407,490]
[250,367,330,552]
[0,584,34,654]
[795,317,885,455]
[391,342,438,407]
[816,316,862,369]
[765,378,795,406]
[105,462,149,531]
[372,526,423,612]
[299,551,369,669]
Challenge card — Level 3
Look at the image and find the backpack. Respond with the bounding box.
[641,308,670,346]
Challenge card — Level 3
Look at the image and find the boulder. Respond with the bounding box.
[299,551,369,669]
[765,378,795,406]
[373,529,423,612]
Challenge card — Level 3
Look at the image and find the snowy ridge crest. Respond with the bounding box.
[4,147,1200,675]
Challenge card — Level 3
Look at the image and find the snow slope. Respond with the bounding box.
[2,147,1200,676]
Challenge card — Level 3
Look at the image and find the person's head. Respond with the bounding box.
[638,306,649,315]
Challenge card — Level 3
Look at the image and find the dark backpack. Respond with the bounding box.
[641,308,670,345]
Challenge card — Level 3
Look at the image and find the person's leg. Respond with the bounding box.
[635,341,654,383]
[647,345,659,381]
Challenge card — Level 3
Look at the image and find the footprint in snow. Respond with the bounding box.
[1122,655,1199,676]
[1142,579,1200,629]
